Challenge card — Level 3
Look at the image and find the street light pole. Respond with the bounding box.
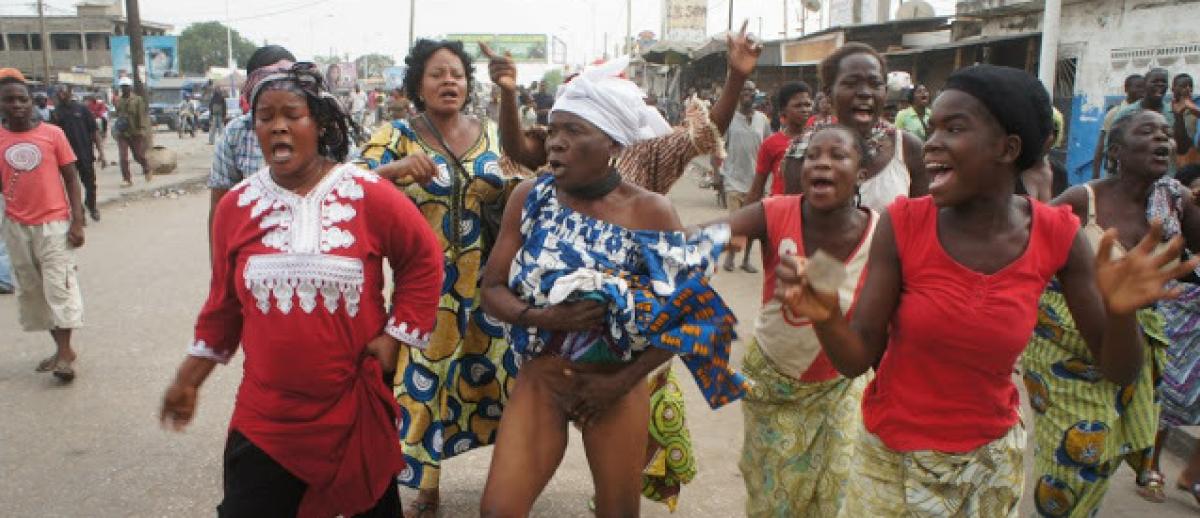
[36,0,51,83]
[225,0,234,68]
[408,0,416,53]
[1037,0,1062,96]
[125,0,146,95]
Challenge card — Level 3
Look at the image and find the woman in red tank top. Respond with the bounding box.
[715,125,877,516]
[777,65,1199,517]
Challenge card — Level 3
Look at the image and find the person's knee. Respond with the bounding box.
[479,497,528,518]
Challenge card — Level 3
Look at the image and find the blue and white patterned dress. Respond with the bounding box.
[506,174,748,408]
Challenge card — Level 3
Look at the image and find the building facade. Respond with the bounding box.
[0,1,171,84]
[959,0,1200,183]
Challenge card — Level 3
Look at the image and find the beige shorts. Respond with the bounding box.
[727,190,747,212]
[1,219,84,331]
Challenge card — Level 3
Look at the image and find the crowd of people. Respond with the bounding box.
[2,19,1200,518]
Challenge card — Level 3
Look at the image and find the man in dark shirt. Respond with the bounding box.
[208,84,227,145]
[50,84,105,221]
[533,81,554,125]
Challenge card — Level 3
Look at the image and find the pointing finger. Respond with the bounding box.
[479,42,497,59]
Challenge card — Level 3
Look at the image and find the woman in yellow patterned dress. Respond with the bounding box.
[1022,108,1200,517]
[357,39,527,518]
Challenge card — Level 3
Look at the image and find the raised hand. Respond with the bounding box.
[726,19,763,79]
[480,42,517,92]
[1096,221,1200,315]
[775,254,840,323]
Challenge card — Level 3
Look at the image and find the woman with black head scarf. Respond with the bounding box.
[777,64,1197,517]
[160,63,443,517]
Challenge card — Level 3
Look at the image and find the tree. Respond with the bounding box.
[354,53,395,79]
[178,22,258,74]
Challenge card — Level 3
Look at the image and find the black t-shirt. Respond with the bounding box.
[209,90,227,119]
[50,102,98,162]
[534,91,554,125]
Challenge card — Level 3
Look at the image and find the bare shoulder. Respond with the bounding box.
[626,184,681,232]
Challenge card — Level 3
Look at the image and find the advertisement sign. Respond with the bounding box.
[661,0,707,44]
[447,34,549,64]
[382,66,407,91]
[781,32,844,66]
[110,35,179,86]
[323,62,358,92]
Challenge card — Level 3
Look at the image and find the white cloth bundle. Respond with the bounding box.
[551,57,672,146]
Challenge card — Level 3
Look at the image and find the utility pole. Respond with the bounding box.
[1037,0,1062,96]
[625,0,631,55]
[408,0,416,52]
[782,0,788,39]
[727,0,734,31]
[225,0,234,68]
[36,0,51,84]
[125,0,146,95]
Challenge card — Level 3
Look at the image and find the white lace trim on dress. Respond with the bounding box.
[243,253,365,315]
[188,338,232,364]
[385,317,431,350]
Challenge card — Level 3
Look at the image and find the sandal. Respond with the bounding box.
[52,357,75,383]
[1176,476,1200,505]
[1137,470,1168,503]
[35,354,58,372]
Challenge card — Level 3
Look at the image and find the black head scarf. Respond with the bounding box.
[944,65,1052,170]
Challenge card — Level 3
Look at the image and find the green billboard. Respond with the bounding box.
[448,34,549,64]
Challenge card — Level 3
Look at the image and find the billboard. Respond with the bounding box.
[661,0,707,44]
[110,35,179,86]
[322,62,358,92]
[447,34,549,64]
[382,66,407,91]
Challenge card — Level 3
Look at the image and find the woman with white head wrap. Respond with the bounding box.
[476,55,751,517]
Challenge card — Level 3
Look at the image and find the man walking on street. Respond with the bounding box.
[0,68,87,382]
[50,84,106,222]
[350,84,368,129]
[114,77,150,186]
[720,80,770,272]
[207,82,226,145]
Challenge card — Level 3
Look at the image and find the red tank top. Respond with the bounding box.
[862,196,1079,453]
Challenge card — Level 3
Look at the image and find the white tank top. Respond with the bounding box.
[859,128,910,212]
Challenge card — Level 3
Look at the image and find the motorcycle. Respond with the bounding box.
[177,111,196,138]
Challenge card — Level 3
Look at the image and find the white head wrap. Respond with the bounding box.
[551,57,672,146]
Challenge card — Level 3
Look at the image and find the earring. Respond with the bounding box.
[608,156,619,169]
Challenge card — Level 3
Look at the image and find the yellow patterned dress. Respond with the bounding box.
[1021,281,1165,518]
[358,117,526,490]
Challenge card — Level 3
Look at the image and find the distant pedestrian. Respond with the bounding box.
[532,81,553,125]
[720,80,771,273]
[207,45,296,243]
[85,93,108,138]
[113,76,150,186]
[350,84,369,129]
[207,82,226,145]
[49,84,106,222]
[0,68,87,382]
[32,92,50,121]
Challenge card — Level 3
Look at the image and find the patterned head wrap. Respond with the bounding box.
[551,57,671,146]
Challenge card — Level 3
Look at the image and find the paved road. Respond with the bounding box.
[1,135,1197,517]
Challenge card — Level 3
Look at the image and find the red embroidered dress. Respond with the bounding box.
[191,163,443,518]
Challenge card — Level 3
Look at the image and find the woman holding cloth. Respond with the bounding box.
[159,63,443,517]
[478,58,748,518]
[356,39,529,517]
[778,64,1198,517]
[721,124,877,517]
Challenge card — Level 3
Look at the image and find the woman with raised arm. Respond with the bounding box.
[485,21,762,195]
[159,63,443,518]
[777,65,1198,517]
[719,124,878,517]
[477,58,747,518]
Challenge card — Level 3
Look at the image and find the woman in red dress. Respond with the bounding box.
[159,63,443,518]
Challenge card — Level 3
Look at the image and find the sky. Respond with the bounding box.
[15,0,954,72]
